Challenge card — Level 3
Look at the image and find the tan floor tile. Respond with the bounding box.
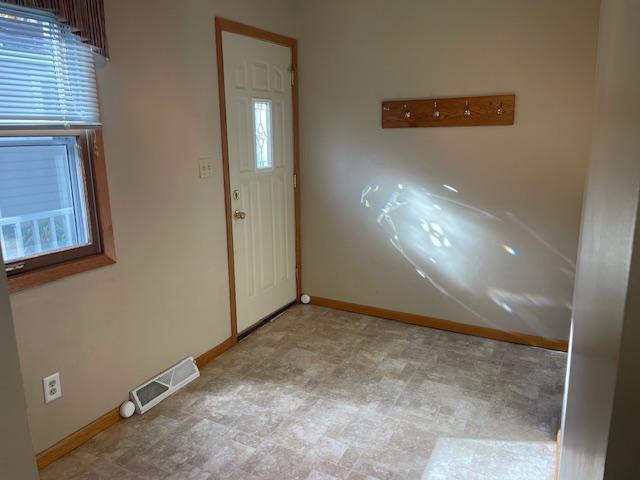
[40,305,564,480]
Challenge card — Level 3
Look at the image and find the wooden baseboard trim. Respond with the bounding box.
[36,408,120,469]
[309,296,568,352]
[195,335,237,368]
[36,336,237,470]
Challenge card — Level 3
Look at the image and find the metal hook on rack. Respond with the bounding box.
[433,100,440,119]
[403,103,411,119]
[497,99,504,116]
[464,100,471,117]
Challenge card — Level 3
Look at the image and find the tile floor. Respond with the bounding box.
[41,305,566,480]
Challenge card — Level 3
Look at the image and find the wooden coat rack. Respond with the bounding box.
[381,94,515,128]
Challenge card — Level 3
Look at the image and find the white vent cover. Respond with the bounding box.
[130,357,199,414]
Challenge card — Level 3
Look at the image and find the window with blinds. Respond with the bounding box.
[0,3,100,128]
[0,3,114,287]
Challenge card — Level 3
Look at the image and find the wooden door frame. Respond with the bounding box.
[215,17,301,339]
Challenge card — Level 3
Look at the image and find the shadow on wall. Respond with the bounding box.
[361,181,575,337]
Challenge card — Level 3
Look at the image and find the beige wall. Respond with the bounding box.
[10,0,295,453]
[560,0,640,478]
[0,265,38,478]
[296,0,600,341]
[10,0,602,454]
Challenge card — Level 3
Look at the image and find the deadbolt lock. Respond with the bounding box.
[232,190,240,200]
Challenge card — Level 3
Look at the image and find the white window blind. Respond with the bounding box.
[0,3,100,128]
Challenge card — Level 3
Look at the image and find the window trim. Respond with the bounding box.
[2,132,101,274]
[4,129,116,293]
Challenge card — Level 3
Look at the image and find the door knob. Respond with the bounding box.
[234,210,246,220]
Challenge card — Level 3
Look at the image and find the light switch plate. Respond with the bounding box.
[43,372,62,403]
[198,158,213,179]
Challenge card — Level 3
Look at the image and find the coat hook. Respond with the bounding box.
[433,100,440,119]
[464,100,471,117]
[497,100,504,116]
[402,103,411,119]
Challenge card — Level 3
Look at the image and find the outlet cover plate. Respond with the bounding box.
[198,157,213,179]
[43,372,61,403]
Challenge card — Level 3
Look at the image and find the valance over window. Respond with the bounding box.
[3,0,108,56]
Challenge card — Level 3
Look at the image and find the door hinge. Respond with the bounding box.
[290,68,295,87]
[293,173,297,188]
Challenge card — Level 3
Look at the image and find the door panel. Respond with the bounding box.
[223,32,296,333]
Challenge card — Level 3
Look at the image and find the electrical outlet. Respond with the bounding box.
[43,372,61,403]
[198,157,213,179]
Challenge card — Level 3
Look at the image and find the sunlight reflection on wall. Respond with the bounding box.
[361,182,575,336]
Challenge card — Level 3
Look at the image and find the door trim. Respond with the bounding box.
[215,17,301,339]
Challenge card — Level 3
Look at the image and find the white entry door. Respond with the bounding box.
[222,32,297,333]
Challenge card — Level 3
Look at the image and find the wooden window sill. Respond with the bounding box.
[8,253,116,294]
[5,130,116,294]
